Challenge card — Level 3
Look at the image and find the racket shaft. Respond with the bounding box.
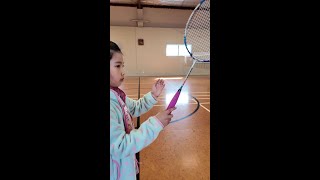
[166,60,196,110]
[166,89,181,110]
[182,60,197,87]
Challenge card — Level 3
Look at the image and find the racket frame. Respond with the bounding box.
[166,0,209,110]
[184,0,210,62]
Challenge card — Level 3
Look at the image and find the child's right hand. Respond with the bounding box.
[155,107,177,127]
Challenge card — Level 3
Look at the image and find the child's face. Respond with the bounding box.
[110,52,125,87]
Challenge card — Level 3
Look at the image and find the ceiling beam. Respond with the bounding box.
[110,3,195,10]
[137,0,142,9]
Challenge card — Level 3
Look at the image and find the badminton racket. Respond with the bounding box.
[166,0,210,110]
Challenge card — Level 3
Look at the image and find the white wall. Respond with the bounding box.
[110,26,210,76]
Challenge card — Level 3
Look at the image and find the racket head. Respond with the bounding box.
[184,0,210,62]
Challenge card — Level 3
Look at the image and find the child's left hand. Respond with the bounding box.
[151,79,165,99]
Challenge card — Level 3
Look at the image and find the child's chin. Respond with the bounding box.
[118,81,123,86]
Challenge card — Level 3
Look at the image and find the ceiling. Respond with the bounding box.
[110,0,199,9]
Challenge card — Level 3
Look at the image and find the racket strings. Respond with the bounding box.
[185,0,210,61]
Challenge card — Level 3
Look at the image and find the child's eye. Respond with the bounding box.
[115,65,121,68]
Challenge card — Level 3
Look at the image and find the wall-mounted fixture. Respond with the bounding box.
[138,39,144,45]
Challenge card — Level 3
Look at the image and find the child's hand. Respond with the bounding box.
[155,107,177,127]
[151,79,165,99]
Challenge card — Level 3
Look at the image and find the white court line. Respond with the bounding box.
[200,102,210,104]
[200,104,210,112]
[192,99,210,112]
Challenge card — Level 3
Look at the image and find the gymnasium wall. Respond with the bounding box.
[110,6,210,77]
[110,26,210,76]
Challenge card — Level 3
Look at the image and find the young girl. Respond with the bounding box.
[110,41,176,180]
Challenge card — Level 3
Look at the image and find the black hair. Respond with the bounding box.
[110,41,122,60]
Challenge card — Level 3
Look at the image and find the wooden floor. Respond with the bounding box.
[119,76,210,180]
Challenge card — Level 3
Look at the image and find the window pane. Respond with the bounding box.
[166,44,179,56]
[178,44,192,56]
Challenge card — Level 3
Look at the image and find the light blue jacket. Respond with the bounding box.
[110,90,164,180]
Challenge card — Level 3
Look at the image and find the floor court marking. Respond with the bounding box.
[200,104,210,112]
[192,99,210,112]
[128,100,210,112]
[127,95,209,98]
[126,89,210,112]
[128,98,210,104]
[170,95,200,123]
[133,95,201,124]
[200,102,210,105]
[127,97,210,100]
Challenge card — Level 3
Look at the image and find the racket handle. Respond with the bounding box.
[166,89,181,110]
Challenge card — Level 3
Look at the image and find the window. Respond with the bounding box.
[166,44,179,56]
[166,44,192,57]
[179,44,192,56]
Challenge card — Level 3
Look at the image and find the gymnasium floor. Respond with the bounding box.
[119,75,210,180]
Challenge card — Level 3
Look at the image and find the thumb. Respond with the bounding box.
[166,107,177,114]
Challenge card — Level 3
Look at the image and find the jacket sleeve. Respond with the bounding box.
[125,92,158,118]
[110,101,164,159]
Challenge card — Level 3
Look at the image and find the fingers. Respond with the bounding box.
[167,107,176,117]
[155,79,160,85]
[156,79,165,86]
[163,113,173,126]
[166,107,177,114]
[156,106,176,127]
[159,79,164,85]
[166,112,174,124]
[153,79,165,97]
[161,79,165,86]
